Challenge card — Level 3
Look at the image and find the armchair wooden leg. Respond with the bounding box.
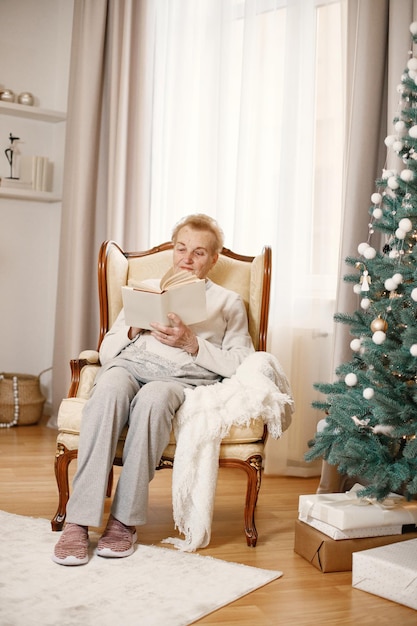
[51,444,77,531]
[220,454,263,547]
[106,467,114,497]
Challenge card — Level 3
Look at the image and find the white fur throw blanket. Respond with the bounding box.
[163,351,294,552]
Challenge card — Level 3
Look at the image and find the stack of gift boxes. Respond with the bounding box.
[294,485,417,610]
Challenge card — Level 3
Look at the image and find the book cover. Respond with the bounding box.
[121,277,207,329]
[19,155,35,185]
[17,155,52,191]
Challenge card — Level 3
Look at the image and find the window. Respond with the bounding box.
[148,0,345,333]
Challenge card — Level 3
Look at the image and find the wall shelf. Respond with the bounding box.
[0,101,66,123]
[0,101,66,201]
[0,187,61,203]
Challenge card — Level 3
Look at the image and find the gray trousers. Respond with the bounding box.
[66,363,186,527]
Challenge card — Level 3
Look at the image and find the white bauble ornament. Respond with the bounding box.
[357,242,369,255]
[350,338,362,352]
[410,344,417,357]
[345,373,358,387]
[395,227,406,239]
[412,287,417,301]
[408,57,417,71]
[410,125,417,138]
[400,169,413,182]
[372,330,386,344]
[384,277,397,291]
[388,176,399,189]
[392,273,403,285]
[373,207,383,219]
[394,120,406,132]
[371,192,382,204]
[389,249,399,258]
[399,217,412,232]
[363,246,376,259]
[384,135,396,147]
[360,298,371,310]
[363,387,374,400]
[393,141,404,152]
[353,283,362,295]
[410,21,417,34]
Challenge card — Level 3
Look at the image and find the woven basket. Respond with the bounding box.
[0,372,46,427]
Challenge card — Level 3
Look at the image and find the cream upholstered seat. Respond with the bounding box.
[52,240,272,547]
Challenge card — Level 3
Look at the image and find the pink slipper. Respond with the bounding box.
[97,515,137,558]
[52,523,89,566]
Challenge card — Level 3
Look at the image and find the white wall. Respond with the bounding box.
[0,0,73,411]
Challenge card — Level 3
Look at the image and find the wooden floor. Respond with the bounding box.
[0,418,415,625]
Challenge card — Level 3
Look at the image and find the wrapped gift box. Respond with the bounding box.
[298,485,417,531]
[352,539,417,609]
[294,520,417,573]
[302,515,407,540]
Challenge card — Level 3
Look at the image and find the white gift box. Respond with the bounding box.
[352,539,417,610]
[302,515,404,540]
[298,484,417,531]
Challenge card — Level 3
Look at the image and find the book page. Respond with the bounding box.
[128,278,163,294]
[128,268,201,293]
[160,268,201,290]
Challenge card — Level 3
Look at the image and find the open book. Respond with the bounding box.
[121,268,207,330]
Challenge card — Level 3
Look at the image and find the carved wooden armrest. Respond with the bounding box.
[78,349,100,363]
[68,351,101,398]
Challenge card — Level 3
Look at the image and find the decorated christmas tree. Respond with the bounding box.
[306,22,417,501]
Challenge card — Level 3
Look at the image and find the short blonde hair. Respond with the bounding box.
[171,214,224,255]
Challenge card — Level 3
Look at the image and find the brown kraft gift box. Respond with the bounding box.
[294,520,417,573]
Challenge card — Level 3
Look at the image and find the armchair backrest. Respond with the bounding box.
[97,240,272,352]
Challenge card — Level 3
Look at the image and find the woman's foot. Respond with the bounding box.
[96,515,137,558]
[52,523,89,566]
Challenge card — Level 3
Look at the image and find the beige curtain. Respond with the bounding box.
[318,0,417,491]
[51,0,107,419]
[51,0,151,419]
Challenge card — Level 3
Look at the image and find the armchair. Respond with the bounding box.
[52,239,272,547]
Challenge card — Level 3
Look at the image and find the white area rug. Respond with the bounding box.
[0,511,282,626]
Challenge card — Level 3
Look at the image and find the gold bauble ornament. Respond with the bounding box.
[370,317,388,332]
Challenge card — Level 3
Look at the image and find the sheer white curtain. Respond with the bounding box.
[136,0,345,474]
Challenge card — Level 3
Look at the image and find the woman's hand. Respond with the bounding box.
[150,313,199,355]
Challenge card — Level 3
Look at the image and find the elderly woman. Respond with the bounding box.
[53,214,254,565]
